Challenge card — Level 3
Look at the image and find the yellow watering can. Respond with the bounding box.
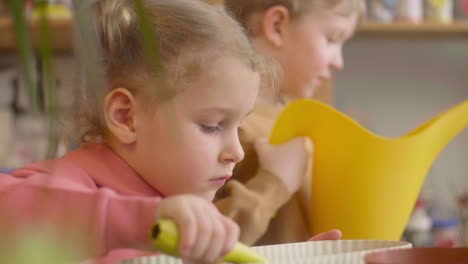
[269,99,468,240]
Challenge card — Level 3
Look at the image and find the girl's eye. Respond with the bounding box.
[201,124,221,133]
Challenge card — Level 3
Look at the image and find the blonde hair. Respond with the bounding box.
[78,0,275,143]
[224,0,365,35]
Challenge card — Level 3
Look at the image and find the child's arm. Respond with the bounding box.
[0,172,160,255]
[0,171,239,263]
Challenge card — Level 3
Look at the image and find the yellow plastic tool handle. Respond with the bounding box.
[150,219,268,263]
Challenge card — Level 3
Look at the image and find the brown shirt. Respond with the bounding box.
[215,103,311,246]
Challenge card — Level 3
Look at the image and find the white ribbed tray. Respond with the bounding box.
[120,240,411,264]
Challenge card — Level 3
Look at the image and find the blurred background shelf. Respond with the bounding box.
[1,18,468,52]
[357,22,468,38]
[0,17,73,53]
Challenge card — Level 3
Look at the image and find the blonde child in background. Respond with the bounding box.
[0,0,276,263]
[216,0,364,245]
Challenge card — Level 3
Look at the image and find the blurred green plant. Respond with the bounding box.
[36,0,58,158]
[5,0,94,261]
[8,0,39,112]
[0,229,84,264]
[3,0,162,261]
[134,0,162,77]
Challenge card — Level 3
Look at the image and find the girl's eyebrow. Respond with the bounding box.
[199,107,254,118]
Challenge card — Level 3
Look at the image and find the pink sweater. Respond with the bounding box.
[0,144,165,263]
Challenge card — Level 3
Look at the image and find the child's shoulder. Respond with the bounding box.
[8,144,107,190]
[253,103,282,117]
[240,103,282,141]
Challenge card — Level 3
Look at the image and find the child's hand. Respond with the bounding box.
[155,195,240,264]
[307,229,342,241]
[254,137,313,194]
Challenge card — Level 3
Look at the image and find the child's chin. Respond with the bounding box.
[194,190,217,201]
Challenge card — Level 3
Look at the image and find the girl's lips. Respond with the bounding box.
[211,175,232,181]
[209,175,232,186]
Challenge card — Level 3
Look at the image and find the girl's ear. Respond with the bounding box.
[103,88,137,144]
[260,5,291,48]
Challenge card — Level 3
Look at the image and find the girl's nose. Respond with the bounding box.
[330,47,344,71]
[220,134,245,164]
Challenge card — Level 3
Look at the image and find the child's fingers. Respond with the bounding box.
[202,211,226,262]
[188,204,213,260]
[221,217,240,256]
[154,197,198,258]
[301,136,314,155]
[177,210,197,258]
[307,229,342,241]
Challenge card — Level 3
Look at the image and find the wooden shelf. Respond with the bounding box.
[0,17,73,53]
[1,18,468,53]
[357,22,468,38]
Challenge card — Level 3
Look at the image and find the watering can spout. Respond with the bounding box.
[405,100,468,153]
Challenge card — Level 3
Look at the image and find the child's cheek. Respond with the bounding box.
[179,143,213,182]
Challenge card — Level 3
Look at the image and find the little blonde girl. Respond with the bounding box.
[216,0,364,245]
[0,0,273,263]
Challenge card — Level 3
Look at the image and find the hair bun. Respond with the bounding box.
[96,0,137,54]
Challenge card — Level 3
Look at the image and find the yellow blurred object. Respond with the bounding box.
[429,0,448,9]
[31,4,72,20]
[425,0,453,23]
[269,99,468,240]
